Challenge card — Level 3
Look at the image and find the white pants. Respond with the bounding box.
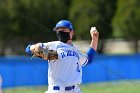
[44,85,82,93]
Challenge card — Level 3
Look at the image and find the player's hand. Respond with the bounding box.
[90,27,99,51]
[90,27,99,41]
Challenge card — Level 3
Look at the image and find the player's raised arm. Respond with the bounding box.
[86,27,99,65]
[90,27,99,50]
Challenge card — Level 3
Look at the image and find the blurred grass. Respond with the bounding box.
[3,80,140,93]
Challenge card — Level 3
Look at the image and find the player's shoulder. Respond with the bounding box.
[43,41,60,45]
[47,41,72,47]
[42,41,63,49]
[43,41,80,49]
[72,44,80,51]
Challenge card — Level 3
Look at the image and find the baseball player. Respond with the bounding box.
[25,20,99,93]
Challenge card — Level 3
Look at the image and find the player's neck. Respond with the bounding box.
[67,40,73,45]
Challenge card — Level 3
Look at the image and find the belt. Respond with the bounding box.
[53,85,75,91]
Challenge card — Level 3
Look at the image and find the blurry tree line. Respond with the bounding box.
[0,0,140,55]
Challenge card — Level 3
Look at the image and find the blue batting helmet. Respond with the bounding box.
[53,20,73,31]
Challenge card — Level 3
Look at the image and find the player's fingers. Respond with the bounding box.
[92,31,98,36]
[93,31,99,38]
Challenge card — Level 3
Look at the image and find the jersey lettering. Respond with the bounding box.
[76,62,80,72]
[61,50,79,60]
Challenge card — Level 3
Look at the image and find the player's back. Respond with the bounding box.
[44,41,82,86]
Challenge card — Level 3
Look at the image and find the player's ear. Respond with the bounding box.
[70,30,74,35]
[70,30,74,39]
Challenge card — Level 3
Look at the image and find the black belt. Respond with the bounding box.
[53,85,75,91]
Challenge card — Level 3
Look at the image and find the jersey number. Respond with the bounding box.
[76,62,80,72]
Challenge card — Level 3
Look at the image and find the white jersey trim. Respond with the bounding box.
[82,56,89,66]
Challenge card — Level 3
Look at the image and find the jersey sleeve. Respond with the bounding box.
[42,42,56,50]
[78,48,97,66]
[25,44,34,55]
[79,52,89,66]
[86,48,96,65]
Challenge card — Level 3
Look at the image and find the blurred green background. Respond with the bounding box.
[0,0,140,93]
[0,0,140,55]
